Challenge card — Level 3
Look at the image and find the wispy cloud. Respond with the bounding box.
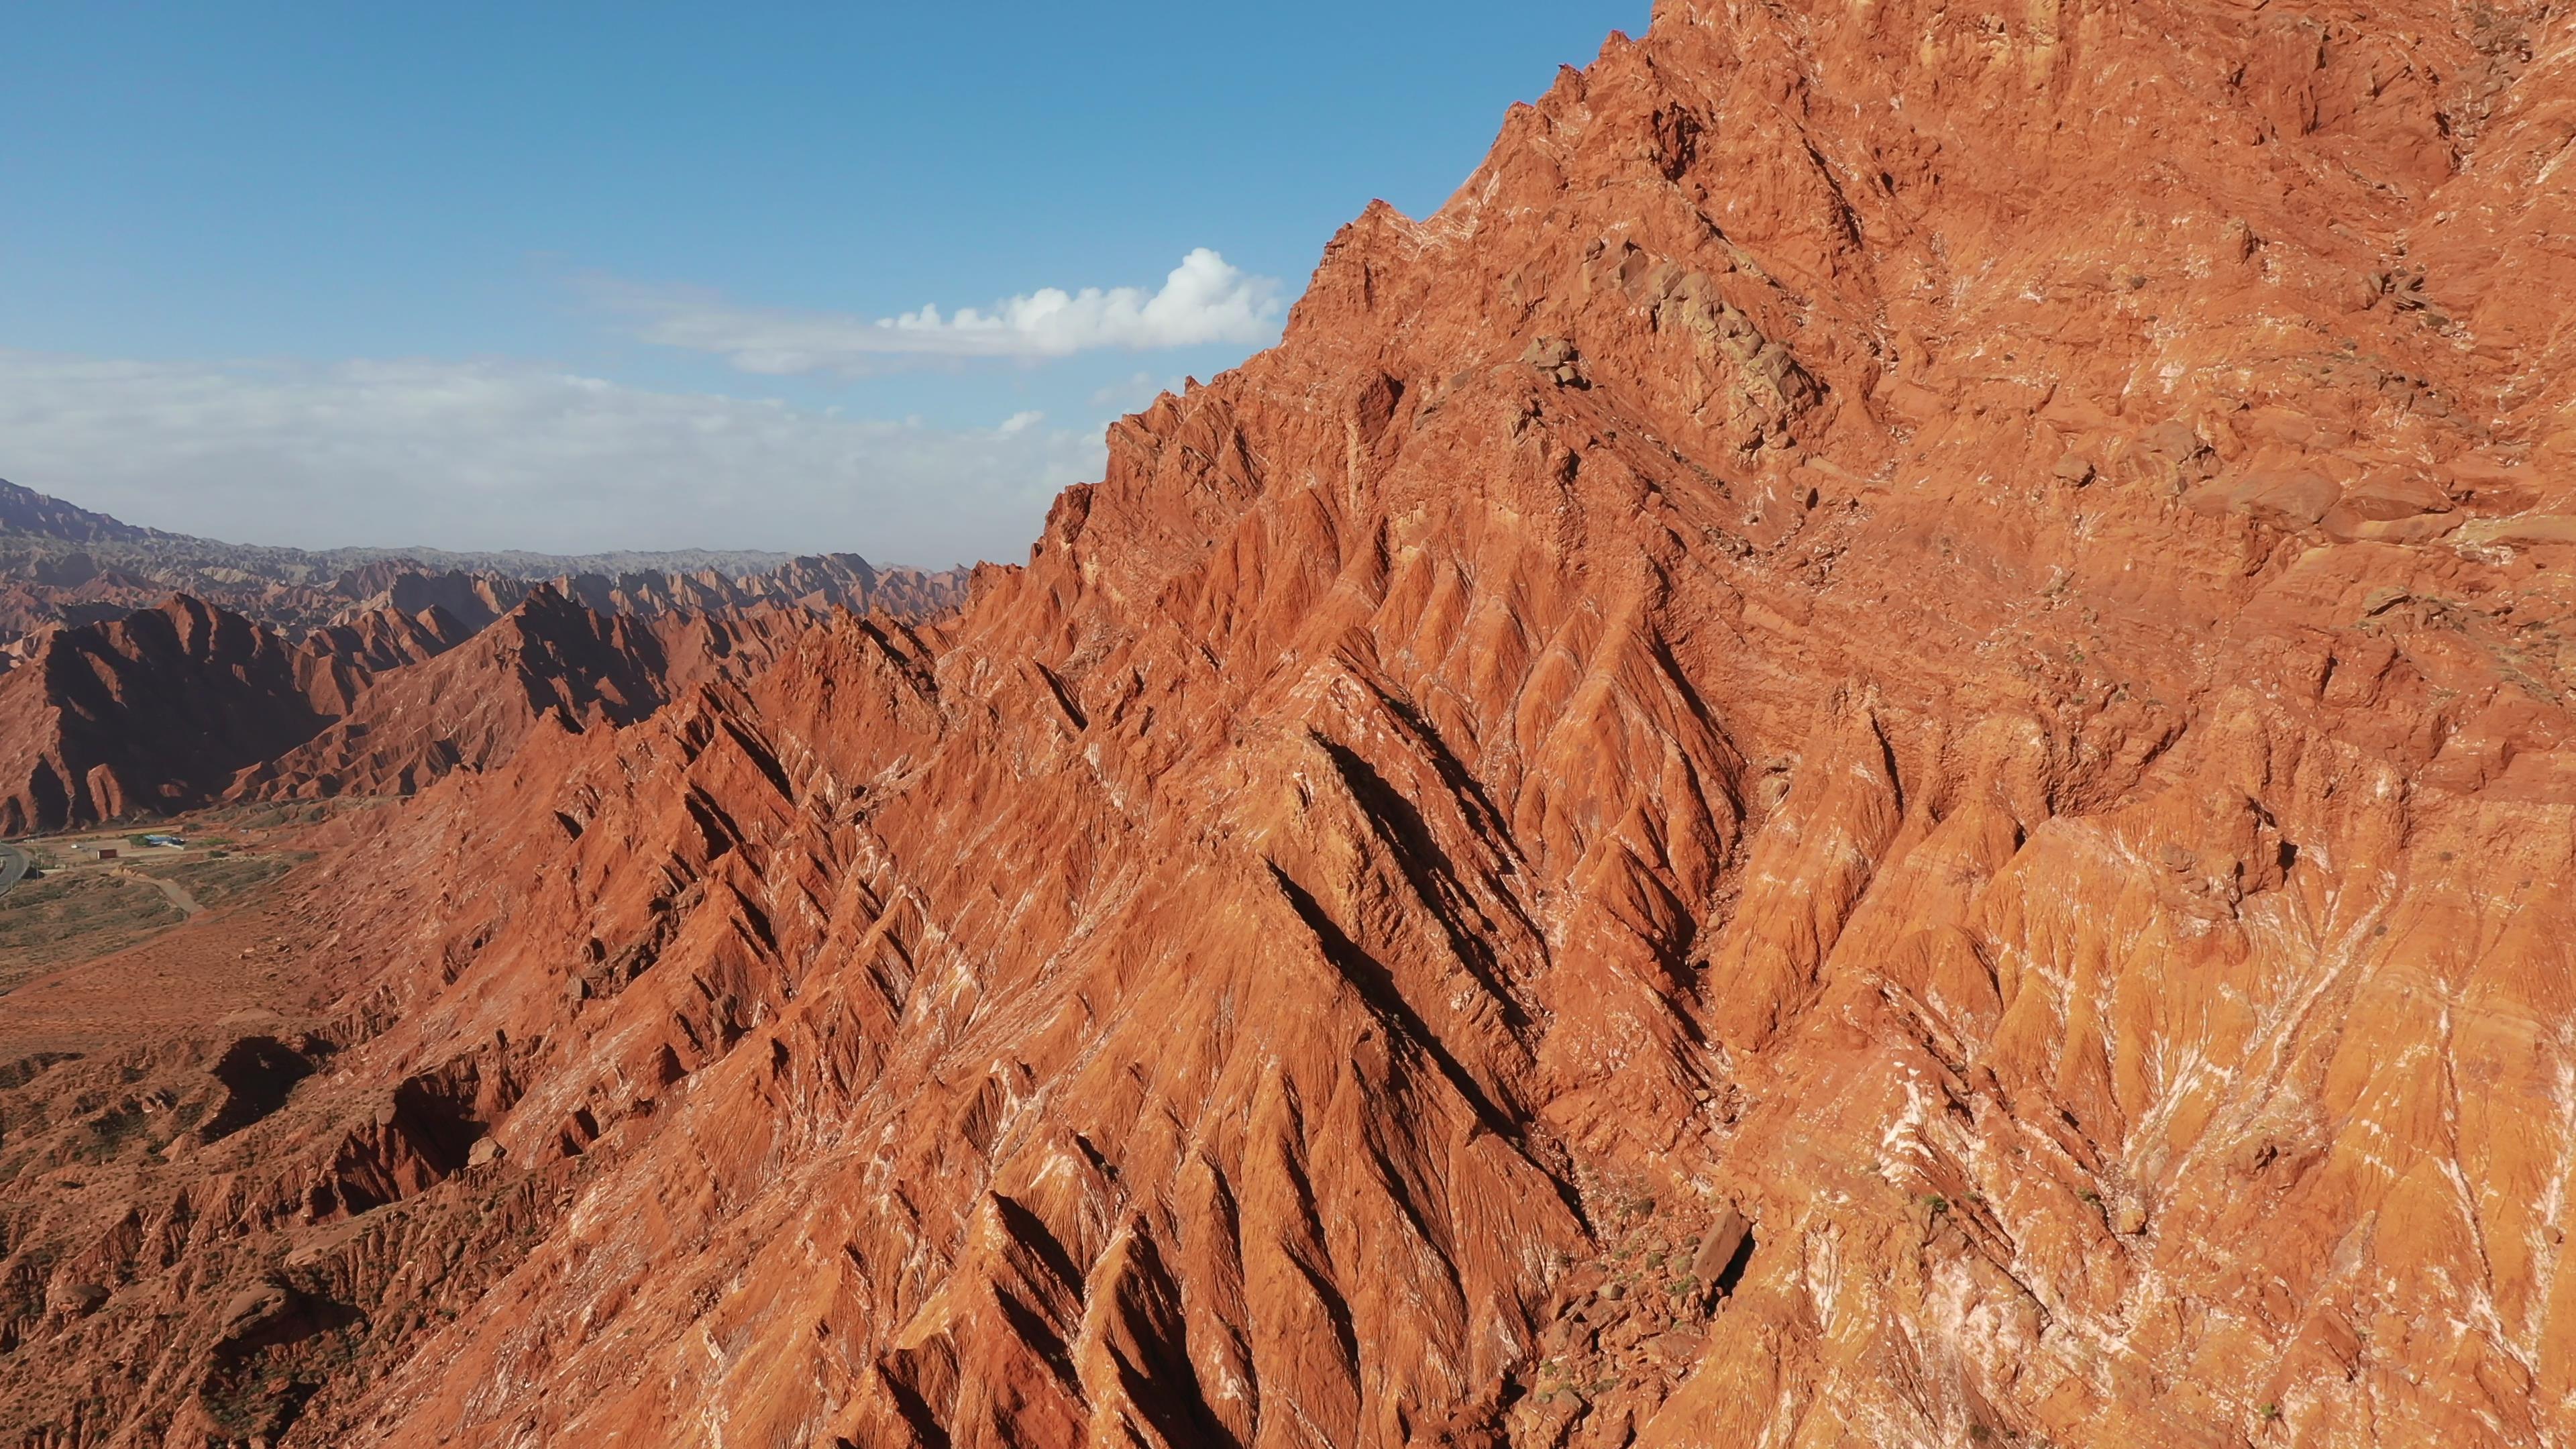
[0,350,1098,566]
[611,248,1284,373]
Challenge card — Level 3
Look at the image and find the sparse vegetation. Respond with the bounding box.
[70,1102,152,1163]
[0,873,185,991]
[217,803,299,831]
[161,851,305,906]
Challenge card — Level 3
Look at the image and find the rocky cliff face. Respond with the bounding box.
[5,0,2576,1445]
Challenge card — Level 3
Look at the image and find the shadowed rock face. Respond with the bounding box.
[7,0,2576,1445]
[0,597,332,833]
[0,588,826,828]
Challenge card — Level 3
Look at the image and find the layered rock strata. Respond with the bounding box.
[5,0,2576,1445]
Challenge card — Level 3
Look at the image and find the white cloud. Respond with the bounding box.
[614,248,1284,373]
[0,350,1099,567]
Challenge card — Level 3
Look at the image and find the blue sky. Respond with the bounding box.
[0,2,1642,566]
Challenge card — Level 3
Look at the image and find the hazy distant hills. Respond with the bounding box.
[0,478,162,545]
[0,477,967,652]
[0,477,828,584]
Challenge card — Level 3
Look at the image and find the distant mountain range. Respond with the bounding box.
[0,476,877,578]
[0,477,968,655]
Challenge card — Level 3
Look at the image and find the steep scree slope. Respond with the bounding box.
[5,0,2576,1445]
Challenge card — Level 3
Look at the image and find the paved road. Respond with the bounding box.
[0,843,26,901]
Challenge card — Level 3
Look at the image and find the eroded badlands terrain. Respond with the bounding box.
[7,0,2576,1443]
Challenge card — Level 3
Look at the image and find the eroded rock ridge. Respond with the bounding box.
[5,0,2576,1445]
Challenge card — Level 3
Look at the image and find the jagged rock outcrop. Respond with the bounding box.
[551,554,972,623]
[6,0,2576,1446]
[232,587,809,802]
[327,569,524,637]
[289,605,478,715]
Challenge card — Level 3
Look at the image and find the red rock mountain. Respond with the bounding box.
[549,555,973,623]
[0,480,160,546]
[0,597,330,834]
[325,556,972,639]
[233,586,810,802]
[288,604,479,716]
[6,1,2576,1446]
[329,570,525,637]
[0,585,818,828]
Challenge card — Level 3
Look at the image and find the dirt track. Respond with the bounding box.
[111,865,203,918]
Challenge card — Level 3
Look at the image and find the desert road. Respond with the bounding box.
[0,843,25,901]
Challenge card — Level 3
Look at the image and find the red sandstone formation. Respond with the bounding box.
[0,586,819,828]
[233,587,810,802]
[0,598,329,834]
[317,557,973,640]
[289,606,479,715]
[7,0,2576,1445]
[549,554,973,623]
[327,570,525,637]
